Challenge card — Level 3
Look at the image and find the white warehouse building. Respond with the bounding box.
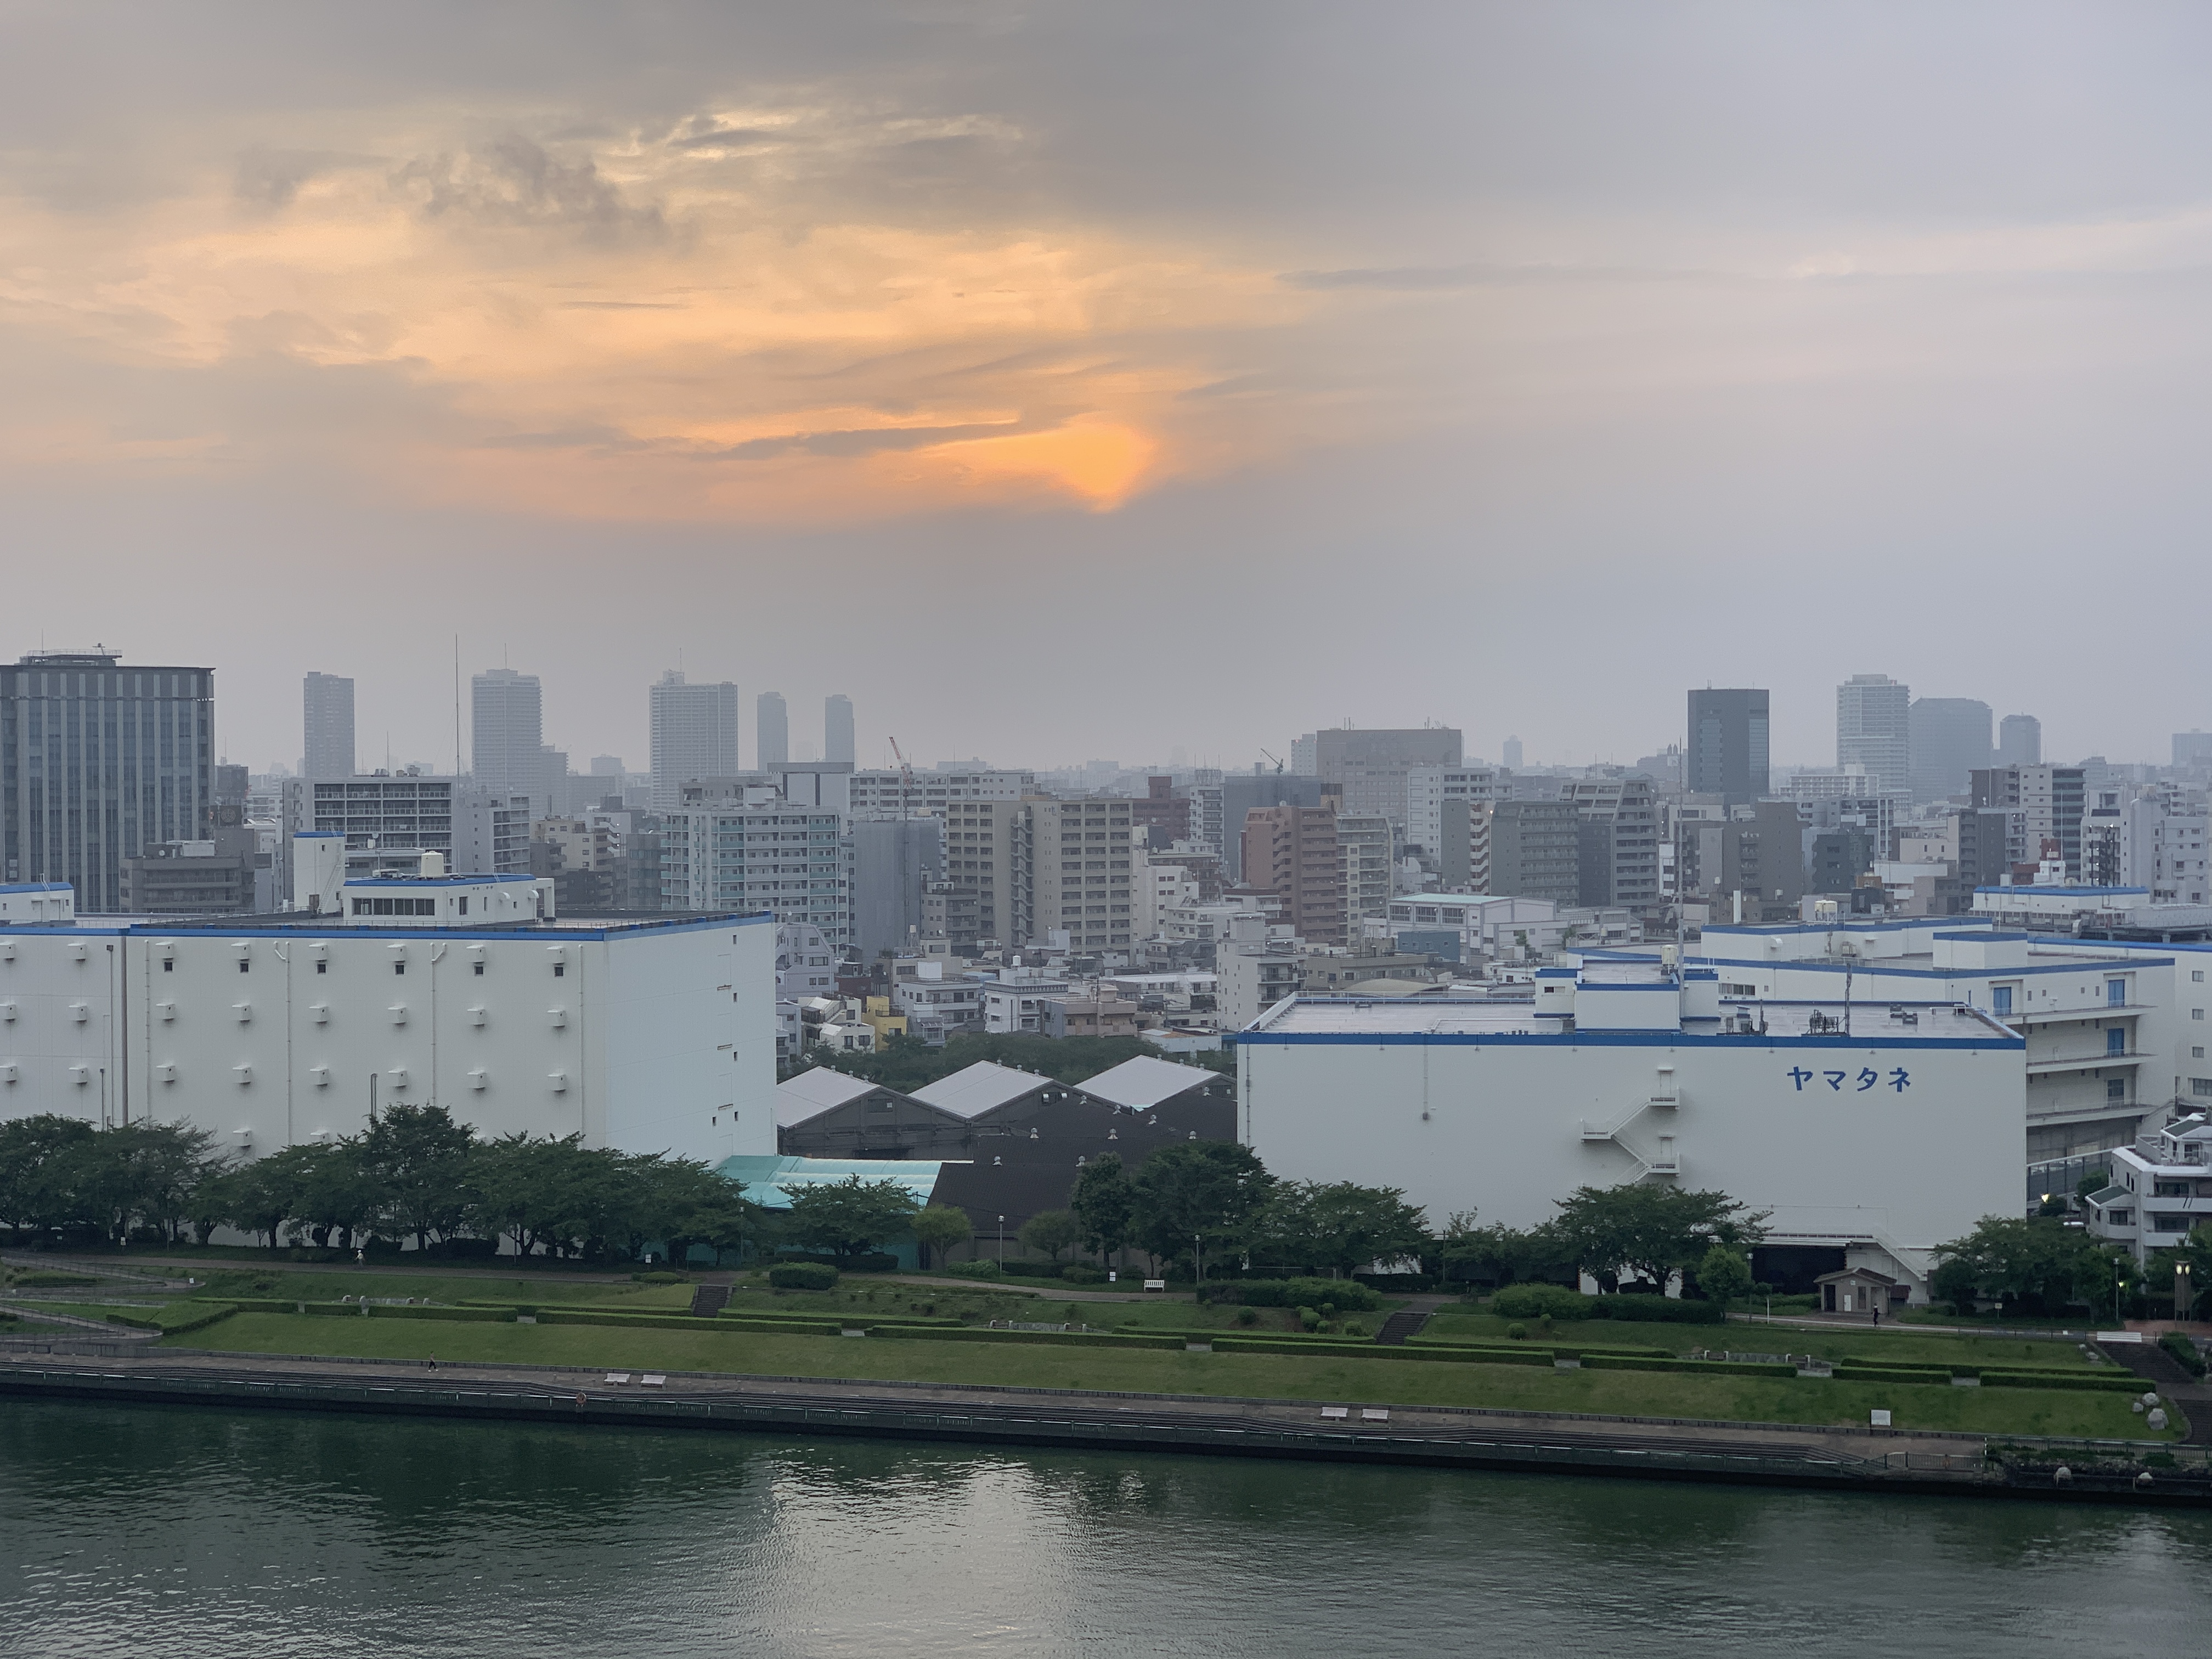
[0,836,777,1165]
[1235,962,2025,1301]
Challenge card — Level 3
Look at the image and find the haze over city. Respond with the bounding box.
[10,3,2212,769]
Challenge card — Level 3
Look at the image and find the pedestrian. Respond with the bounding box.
[427,1353,437,1371]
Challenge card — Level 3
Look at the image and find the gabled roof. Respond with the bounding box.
[910,1059,1052,1119]
[775,1066,891,1128]
[1078,1054,1219,1111]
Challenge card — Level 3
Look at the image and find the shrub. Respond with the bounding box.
[943,1260,1004,1280]
[1002,1260,1064,1278]
[1506,1322,1528,1340]
[1600,1297,1726,1325]
[1061,1265,1105,1285]
[10,1271,98,1288]
[1489,1284,1594,1321]
[768,1262,839,1291]
[1297,1306,1321,1331]
[635,1269,687,1284]
[1204,1278,1385,1312]
[2161,1331,2208,1378]
[1235,1306,1258,1327]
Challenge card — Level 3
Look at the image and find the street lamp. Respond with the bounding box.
[2179,1261,2194,1323]
[997,1215,1006,1263]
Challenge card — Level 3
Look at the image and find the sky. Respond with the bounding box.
[7,2,2212,775]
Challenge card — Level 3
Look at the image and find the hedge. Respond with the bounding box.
[867,1325,1187,1351]
[1582,1355,1798,1379]
[769,1263,839,1291]
[1485,1284,1725,1324]
[156,1304,241,1336]
[103,1311,163,1331]
[1210,1336,1550,1367]
[1200,1279,1386,1313]
[366,1305,514,1323]
[1408,1337,1676,1359]
[1835,1362,2138,1393]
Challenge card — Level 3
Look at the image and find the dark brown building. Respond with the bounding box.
[1240,804,1345,944]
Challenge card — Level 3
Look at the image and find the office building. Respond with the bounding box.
[757,692,788,769]
[1502,736,1523,769]
[1686,689,1769,805]
[1030,797,1136,951]
[1404,766,1503,867]
[648,671,741,810]
[278,775,533,897]
[302,673,356,780]
[1312,727,1463,827]
[471,668,546,815]
[1908,698,1992,803]
[1997,715,2042,767]
[1836,674,1911,797]
[1218,772,1327,882]
[1972,764,2089,878]
[824,695,855,765]
[2176,733,2212,773]
[0,846,774,1164]
[119,764,260,915]
[1241,961,2022,1302]
[1241,804,1345,945]
[0,650,215,914]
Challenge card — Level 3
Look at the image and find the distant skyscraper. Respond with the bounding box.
[1502,736,1523,769]
[302,672,355,778]
[757,691,788,769]
[2175,732,2212,771]
[825,693,855,765]
[590,755,624,777]
[649,670,740,809]
[1686,689,1769,804]
[1,648,215,912]
[472,667,545,813]
[1836,674,1911,795]
[1908,698,1993,803]
[1997,715,2042,767]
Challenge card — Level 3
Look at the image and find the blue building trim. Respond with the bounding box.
[0,882,73,895]
[1235,1030,2021,1051]
[1694,955,2171,978]
[0,912,770,944]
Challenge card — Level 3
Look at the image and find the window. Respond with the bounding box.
[457,897,468,915]
[393,962,406,977]
[2196,970,2205,983]
[553,962,566,977]
[2107,1027,2126,1055]
[2109,979,2127,1007]
[2194,1078,2212,1097]
[162,959,173,973]
[315,960,328,974]
[2152,1212,2192,1233]
[2156,1181,2193,1197]
[1991,985,2014,1017]
[2107,1079,2128,1102]
[237,959,250,974]
[473,961,486,976]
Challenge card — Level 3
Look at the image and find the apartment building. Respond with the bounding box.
[1030,797,1136,951]
[847,769,1037,817]
[658,784,852,950]
[1404,765,1503,866]
[1474,799,1581,904]
[1338,813,1394,930]
[1240,804,1345,945]
[1563,775,1662,910]
[1972,764,2088,877]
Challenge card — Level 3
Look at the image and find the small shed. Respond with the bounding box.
[1816,1265,1905,1316]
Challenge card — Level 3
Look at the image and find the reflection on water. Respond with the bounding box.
[3,1401,2209,1656]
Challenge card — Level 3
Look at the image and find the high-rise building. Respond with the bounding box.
[2175,732,2212,772]
[1475,800,1580,904]
[757,691,788,769]
[1337,813,1394,929]
[825,694,855,765]
[1836,674,1911,797]
[471,668,545,813]
[648,670,741,809]
[1501,736,1524,770]
[1908,698,1992,803]
[853,816,944,961]
[1032,798,1137,951]
[1971,765,2088,877]
[278,774,534,893]
[658,783,851,949]
[1240,804,1345,945]
[1130,775,1192,850]
[1564,774,1662,911]
[1405,765,1503,864]
[1997,715,2042,767]
[1686,689,1769,805]
[302,672,355,779]
[0,649,215,912]
[1312,727,1463,828]
[1218,772,1327,882]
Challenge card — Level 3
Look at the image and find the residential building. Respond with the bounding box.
[1136,857,1197,940]
[1216,772,1326,881]
[648,672,741,810]
[1972,764,2089,878]
[1130,775,1192,850]
[1836,674,1912,797]
[1807,829,1876,894]
[2175,733,2212,773]
[981,973,1070,1034]
[1565,774,1662,911]
[1241,804,1345,945]
[1475,799,1581,905]
[1953,806,2015,892]
[1216,912,1304,1029]
[0,650,216,914]
[1239,962,2026,1301]
[118,840,257,914]
[1997,714,2042,767]
[1030,797,1136,950]
[824,695,855,765]
[1338,812,1394,930]
[1673,800,1806,922]
[1404,765,1503,869]
[1312,726,1463,828]
[933,796,1028,948]
[278,775,533,894]
[1909,698,1993,803]
[847,769,1038,817]
[757,692,788,769]
[890,960,986,1041]
[302,672,355,780]
[851,816,945,962]
[658,783,852,950]
[0,848,774,1164]
[2084,1114,2212,1264]
[471,668,548,816]
[1686,689,1769,805]
[1041,992,1141,1038]
[2120,792,2211,906]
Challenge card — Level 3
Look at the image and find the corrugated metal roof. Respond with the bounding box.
[910,1060,1049,1118]
[774,1066,888,1127]
[1078,1054,1217,1110]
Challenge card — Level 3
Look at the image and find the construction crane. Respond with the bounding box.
[888,735,917,797]
[1257,748,1286,774]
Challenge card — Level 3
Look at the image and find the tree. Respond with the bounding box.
[1696,1243,1754,1312]
[778,1174,921,1260]
[1254,1181,1431,1279]
[358,1104,477,1250]
[1548,1184,1768,1294]
[910,1204,973,1268]
[1437,1211,1576,1289]
[1019,1209,1083,1262]
[1128,1141,1274,1274]
[1932,1215,2106,1316]
[0,1115,98,1237]
[204,1159,293,1249]
[1070,1153,1136,1263]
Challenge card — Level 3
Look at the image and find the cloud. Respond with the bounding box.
[707,419,1036,459]
[389,133,664,241]
[233,144,379,208]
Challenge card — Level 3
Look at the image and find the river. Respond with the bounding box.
[2,1400,2208,1656]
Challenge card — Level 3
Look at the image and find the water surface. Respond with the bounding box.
[3,1401,2208,1656]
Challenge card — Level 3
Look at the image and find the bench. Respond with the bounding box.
[1320,1406,1350,1420]
[1361,1408,1390,1422]
[1143,1279,1167,1292]
[604,1373,630,1385]
[641,1374,667,1388]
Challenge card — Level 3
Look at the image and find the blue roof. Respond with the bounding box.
[0,882,71,894]
[713,1155,943,1208]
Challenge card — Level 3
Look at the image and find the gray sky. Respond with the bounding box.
[5,2,2210,772]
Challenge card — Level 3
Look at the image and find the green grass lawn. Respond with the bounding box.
[194,1268,692,1308]
[0,1299,171,1323]
[1424,1312,2103,1372]
[162,1312,2175,1440]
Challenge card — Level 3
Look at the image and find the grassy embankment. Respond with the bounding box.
[158,1308,2171,1440]
[1422,1312,2102,1372]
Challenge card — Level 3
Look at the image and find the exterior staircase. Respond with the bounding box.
[1374,1301,1439,1346]
[689,1283,731,1317]
[2097,1336,2212,1445]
